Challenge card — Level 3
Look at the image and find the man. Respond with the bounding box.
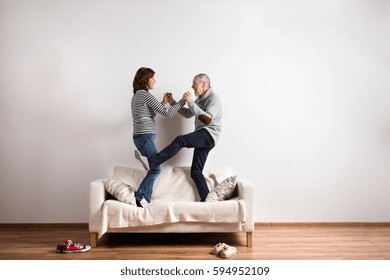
[149,73,222,201]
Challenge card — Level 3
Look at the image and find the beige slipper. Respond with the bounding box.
[219,244,237,258]
[212,242,227,255]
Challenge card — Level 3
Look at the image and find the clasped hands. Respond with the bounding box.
[162,91,192,105]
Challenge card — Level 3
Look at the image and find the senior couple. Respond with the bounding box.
[131,67,222,208]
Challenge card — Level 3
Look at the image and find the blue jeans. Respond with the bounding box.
[133,134,161,202]
[149,129,215,202]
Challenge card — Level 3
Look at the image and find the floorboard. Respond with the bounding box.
[1,224,389,260]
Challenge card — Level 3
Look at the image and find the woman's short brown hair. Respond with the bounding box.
[132,67,155,94]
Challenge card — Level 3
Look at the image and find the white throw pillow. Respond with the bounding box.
[205,175,237,202]
[104,178,136,205]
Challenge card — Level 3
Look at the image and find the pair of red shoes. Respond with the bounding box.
[56,240,91,253]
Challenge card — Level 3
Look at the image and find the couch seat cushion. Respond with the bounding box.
[100,198,245,236]
[112,166,235,202]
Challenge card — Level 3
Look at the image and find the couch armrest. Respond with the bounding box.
[236,177,255,232]
[89,179,108,233]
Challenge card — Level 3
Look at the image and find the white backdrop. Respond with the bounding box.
[1,0,389,223]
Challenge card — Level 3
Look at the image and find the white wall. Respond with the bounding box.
[1,0,389,223]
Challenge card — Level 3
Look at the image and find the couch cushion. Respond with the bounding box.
[112,166,215,202]
[100,198,245,235]
[152,167,201,202]
[112,166,235,202]
[113,166,147,190]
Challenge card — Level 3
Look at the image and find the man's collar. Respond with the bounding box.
[199,88,212,100]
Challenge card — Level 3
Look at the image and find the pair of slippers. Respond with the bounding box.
[212,242,237,258]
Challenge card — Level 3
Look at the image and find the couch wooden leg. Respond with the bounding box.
[246,232,253,247]
[90,233,97,248]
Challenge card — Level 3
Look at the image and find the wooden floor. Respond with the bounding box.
[1,224,390,260]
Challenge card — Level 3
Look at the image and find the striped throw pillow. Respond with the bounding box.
[104,178,136,205]
[205,176,237,202]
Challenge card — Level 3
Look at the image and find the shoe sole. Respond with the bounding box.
[56,246,91,253]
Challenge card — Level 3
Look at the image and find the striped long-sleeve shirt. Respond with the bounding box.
[132,90,185,134]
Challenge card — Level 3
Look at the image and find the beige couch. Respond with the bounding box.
[89,166,254,247]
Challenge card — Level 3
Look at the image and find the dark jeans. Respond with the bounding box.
[150,129,215,201]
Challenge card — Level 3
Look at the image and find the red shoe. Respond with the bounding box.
[56,240,91,253]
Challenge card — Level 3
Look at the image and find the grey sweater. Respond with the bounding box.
[178,88,222,143]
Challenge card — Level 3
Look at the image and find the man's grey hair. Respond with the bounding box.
[195,73,211,87]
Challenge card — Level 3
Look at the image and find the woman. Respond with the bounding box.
[131,67,185,207]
